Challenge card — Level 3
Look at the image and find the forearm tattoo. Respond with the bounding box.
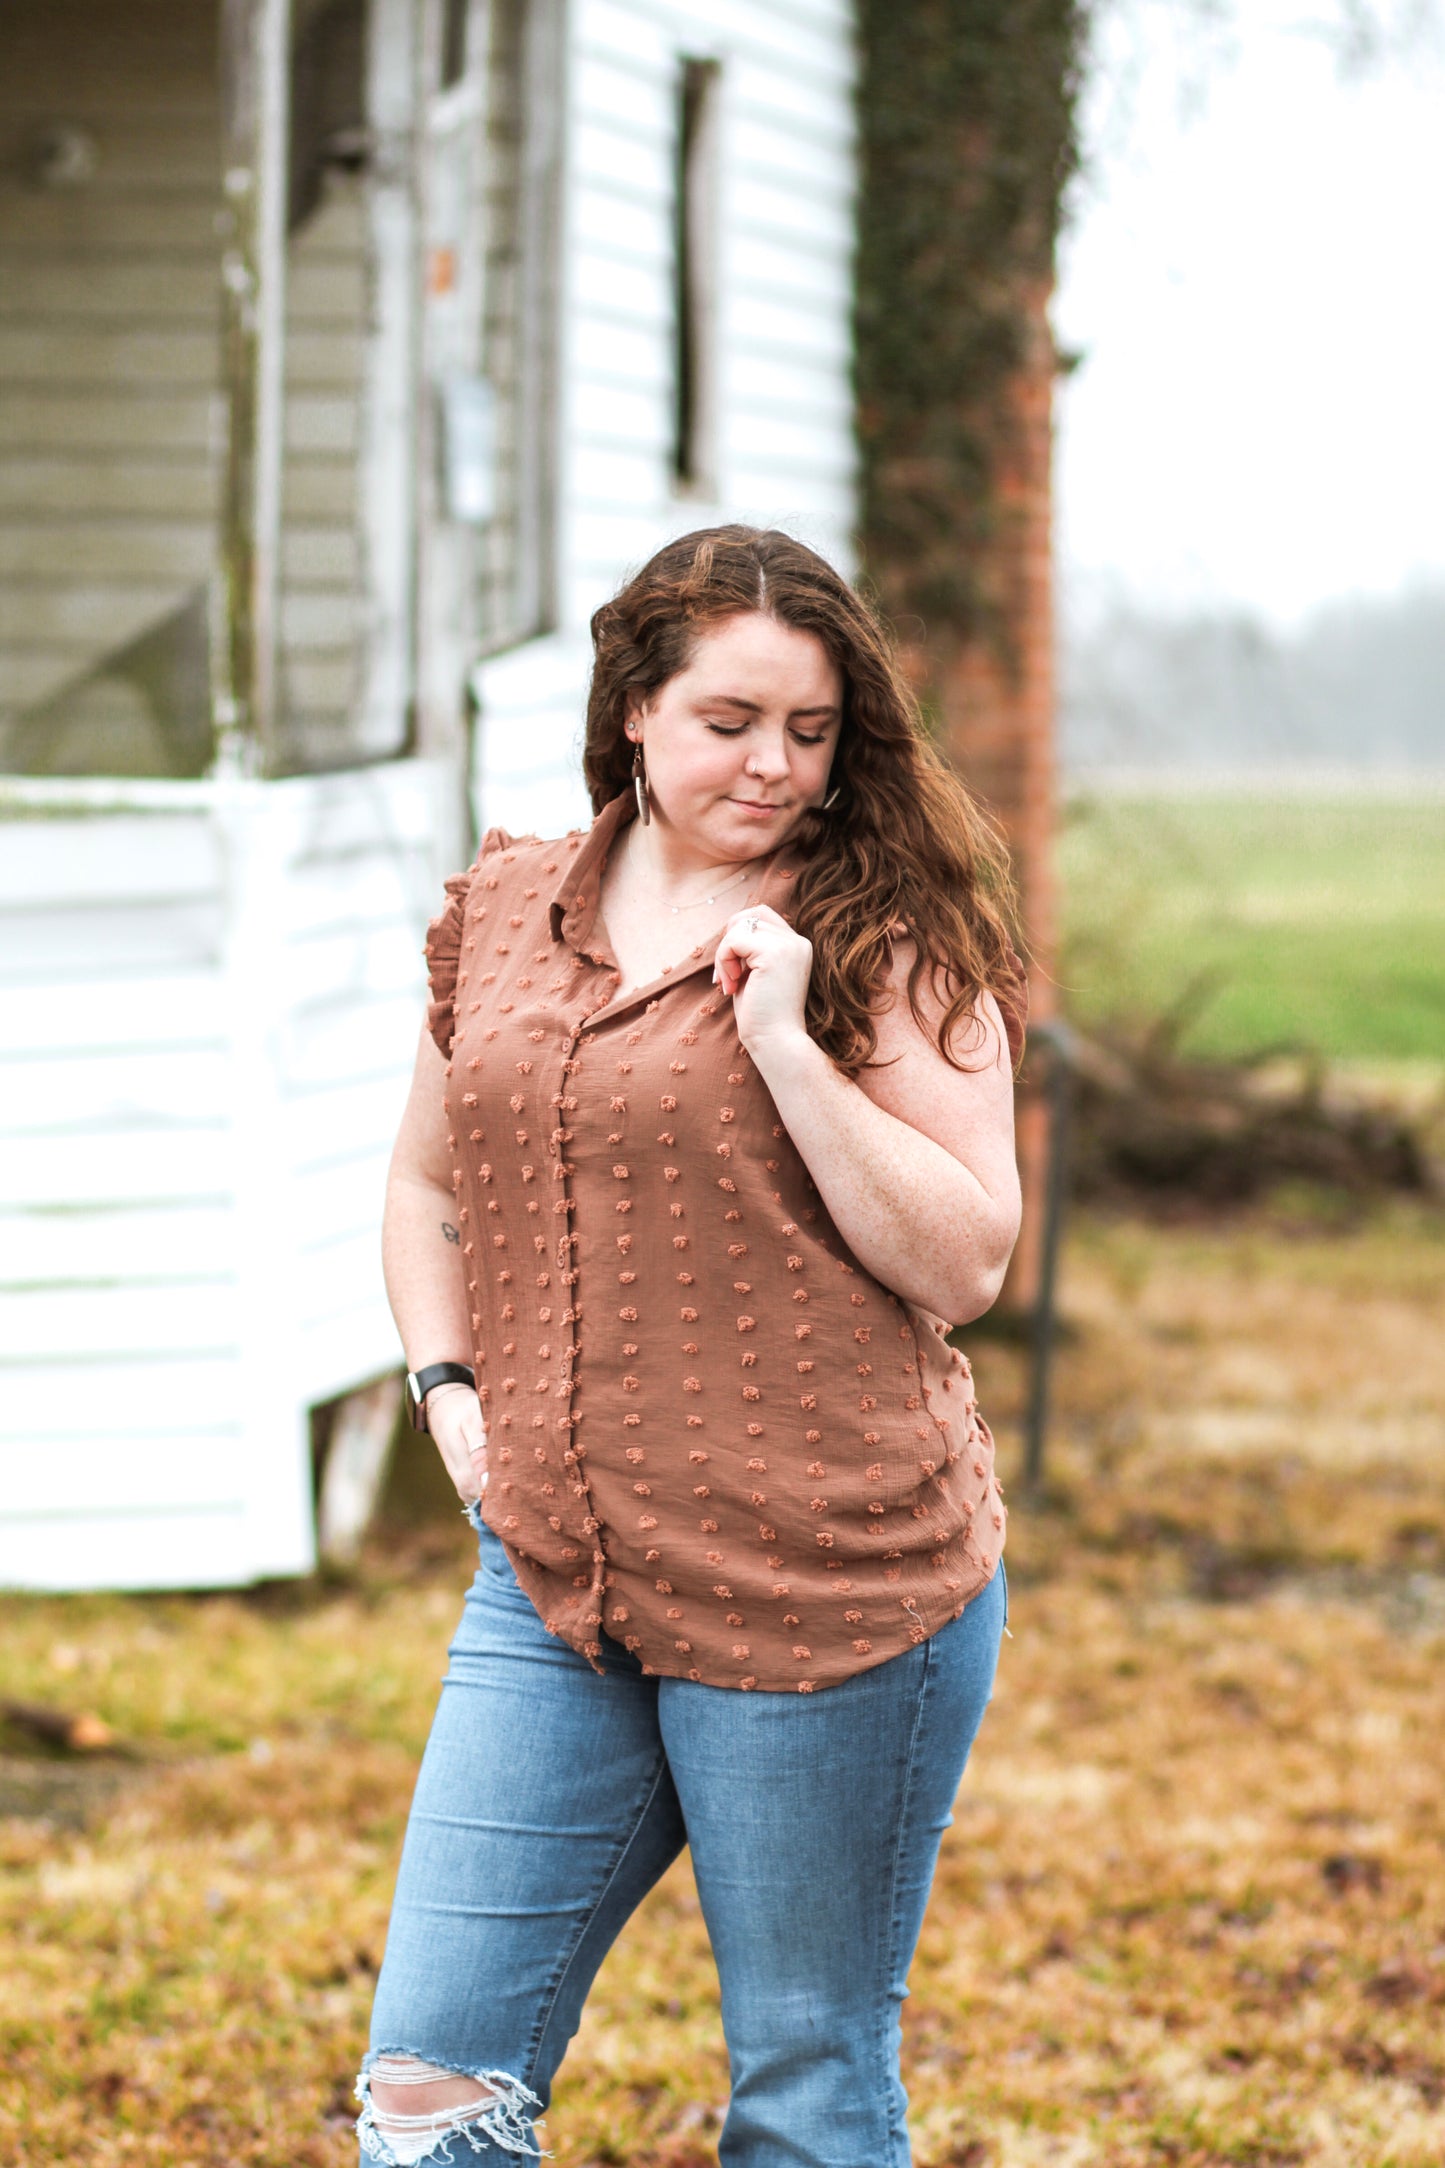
[441,1221,460,1245]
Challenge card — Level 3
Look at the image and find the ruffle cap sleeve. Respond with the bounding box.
[424,826,513,1057]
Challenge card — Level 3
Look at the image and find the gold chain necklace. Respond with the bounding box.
[628,834,768,915]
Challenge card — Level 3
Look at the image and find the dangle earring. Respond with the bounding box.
[631,739,651,825]
[822,785,841,811]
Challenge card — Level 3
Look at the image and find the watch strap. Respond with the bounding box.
[406,1360,476,1432]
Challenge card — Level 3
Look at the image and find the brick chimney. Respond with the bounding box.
[937,283,1057,1314]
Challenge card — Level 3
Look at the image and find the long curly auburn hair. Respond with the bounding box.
[583,525,1023,1075]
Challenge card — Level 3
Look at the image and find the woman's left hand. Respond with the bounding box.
[713,905,814,1056]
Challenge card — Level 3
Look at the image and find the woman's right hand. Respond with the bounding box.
[424,1384,489,1505]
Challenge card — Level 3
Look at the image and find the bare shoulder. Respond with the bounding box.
[864,937,1012,1080]
[852,937,1016,1159]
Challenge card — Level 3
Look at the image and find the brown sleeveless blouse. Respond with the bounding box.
[426,790,1023,1692]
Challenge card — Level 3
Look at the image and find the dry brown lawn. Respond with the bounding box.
[3,1201,1444,2167]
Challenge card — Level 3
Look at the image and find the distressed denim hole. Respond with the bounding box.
[356,2051,544,2162]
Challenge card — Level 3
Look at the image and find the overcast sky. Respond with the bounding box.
[1053,0,1445,631]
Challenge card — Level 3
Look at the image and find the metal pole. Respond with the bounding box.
[1022,1019,1075,1495]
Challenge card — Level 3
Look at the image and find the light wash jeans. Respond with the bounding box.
[357,1520,1006,2168]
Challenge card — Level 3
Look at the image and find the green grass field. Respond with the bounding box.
[1058,791,1445,1061]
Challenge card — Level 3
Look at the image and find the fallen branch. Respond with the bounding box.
[1056,1021,1441,1209]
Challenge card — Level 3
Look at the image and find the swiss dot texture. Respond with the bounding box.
[425,794,1023,1691]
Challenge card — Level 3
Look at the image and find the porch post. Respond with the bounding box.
[355,0,422,762]
[215,0,292,774]
[410,0,489,870]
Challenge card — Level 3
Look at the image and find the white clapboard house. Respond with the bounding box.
[0,0,856,1587]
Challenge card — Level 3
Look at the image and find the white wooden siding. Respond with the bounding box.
[0,789,245,1588]
[0,763,440,1591]
[473,0,857,839]
[271,769,439,1399]
[0,0,858,1594]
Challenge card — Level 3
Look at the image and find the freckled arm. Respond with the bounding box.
[742,953,1021,1325]
[383,1026,476,1375]
[383,1026,489,1501]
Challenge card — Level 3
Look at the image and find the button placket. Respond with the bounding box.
[442,813,1008,1690]
[545,969,624,1664]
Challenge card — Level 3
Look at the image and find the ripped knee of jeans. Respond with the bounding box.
[355,2052,545,2163]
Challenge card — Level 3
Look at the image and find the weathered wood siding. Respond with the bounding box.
[0,765,436,1590]
[0,0,221,749]
[475,0,530,651]
[473,0,858,838]
[0,0,384,777]
[275,173,370,769]
[472,0,564,658]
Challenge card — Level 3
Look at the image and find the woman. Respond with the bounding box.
[358,527,1026,2167]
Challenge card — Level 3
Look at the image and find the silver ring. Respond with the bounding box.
[746,914,762,933]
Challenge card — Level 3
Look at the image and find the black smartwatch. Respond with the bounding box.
[405,1361,476,1432]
